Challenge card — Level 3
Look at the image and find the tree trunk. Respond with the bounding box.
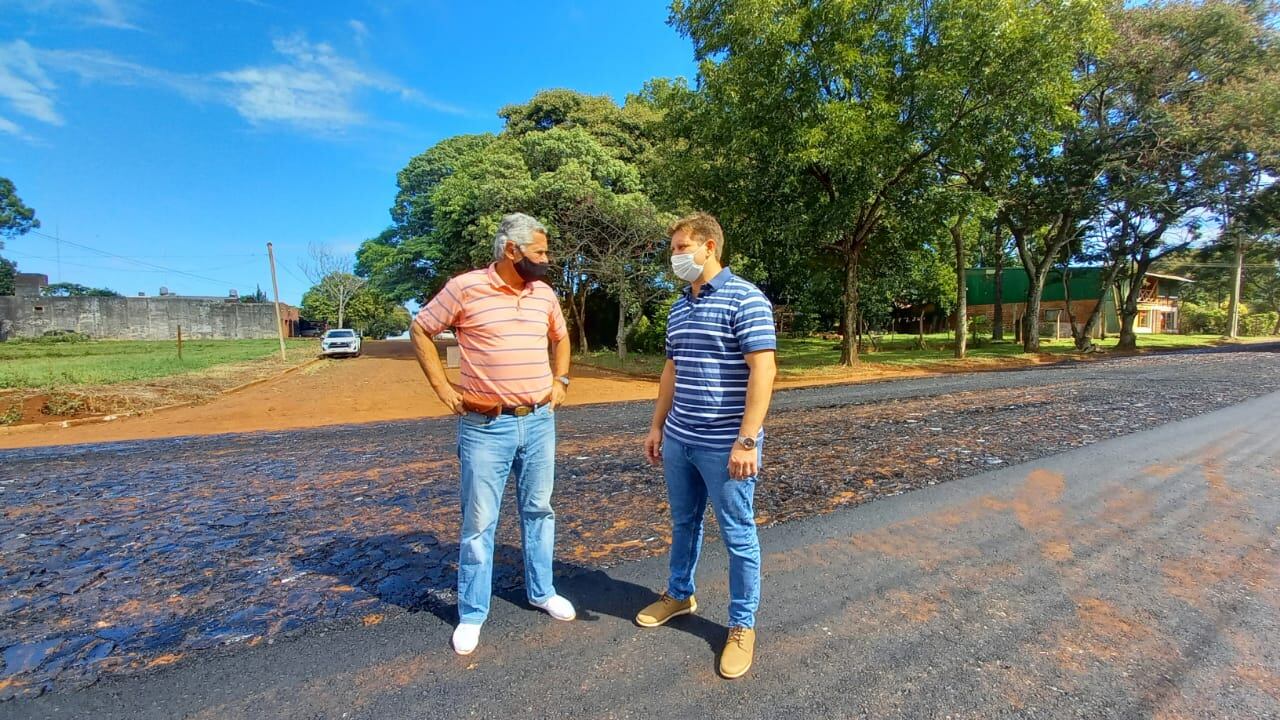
[615,297,628,363]
[952,218,967,359]
[1022,289,1042,352]
[338,298,346,329]
[1117,274,1142,350]
[571,287,589,353]
[1117,304,1139,349]
[992,253,1005,341]
[839,247,862,365]
[1072,263,1122,351]
[1228,234,1245,339]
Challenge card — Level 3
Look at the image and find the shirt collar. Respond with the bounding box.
[683,267,734,299]
[486,262,537,295]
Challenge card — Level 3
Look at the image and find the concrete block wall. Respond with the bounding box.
[0,296,282,340]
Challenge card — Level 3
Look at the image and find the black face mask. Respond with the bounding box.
[514,251,550,283]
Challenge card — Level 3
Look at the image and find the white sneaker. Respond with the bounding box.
[532,594,576,621]
[452,623,481,655]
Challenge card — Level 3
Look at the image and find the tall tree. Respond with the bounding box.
[301,244,367,329]
[1,177,40,296]
[557,195,671,361]
[358,90,672,352]
[667,0,1106,364]
[300,285,410,338]
[1094,1,1280,349]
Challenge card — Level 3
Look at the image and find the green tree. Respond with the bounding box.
[1091,1,1280,349]
[1,177,41,296]
[359,90,673,356]
[238,284,269,303]
[300,284,410,338]
[666,0,1107,364]
[41,282,121,297]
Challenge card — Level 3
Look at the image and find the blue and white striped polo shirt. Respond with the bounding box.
[664,268,777,450]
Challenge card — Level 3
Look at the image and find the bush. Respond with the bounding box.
[42,392,86,416]
[0,403,21,426]
[626,294,678,355]
[1180,302,1227,335]
[1241,311,1278,337]
[35,330,91,343]
[627,315,665,355]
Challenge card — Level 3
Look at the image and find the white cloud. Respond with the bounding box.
[10,0,141,31]
[215,33,461,130]
[83,0,139,30]
[217,34,379,128]
[349,19,369,46]
[0,115,24,136]
[0,32,467,140]
[0,40,64,130]
[38,47,213,102]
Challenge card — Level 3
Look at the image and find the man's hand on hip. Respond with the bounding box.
[643,427,663,466]
[550,383,567,409]
[436,386,465,415]
[728,444,758,480]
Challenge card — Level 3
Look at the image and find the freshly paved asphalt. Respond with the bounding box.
[5,362,1278,718]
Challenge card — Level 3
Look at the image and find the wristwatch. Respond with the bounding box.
[737,436,757,450]
[556,375,571,388]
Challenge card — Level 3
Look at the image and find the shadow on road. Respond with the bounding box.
[294,532,724,653]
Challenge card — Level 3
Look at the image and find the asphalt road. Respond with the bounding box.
[5,360,1279,718]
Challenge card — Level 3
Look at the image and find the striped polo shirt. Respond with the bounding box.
[664,268,777,450]
[414,264,567,407]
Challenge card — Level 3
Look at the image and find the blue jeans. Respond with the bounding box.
[456,404,557,624]
[662,432,761,628]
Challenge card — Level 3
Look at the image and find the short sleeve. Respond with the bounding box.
[415,277,464,336]
[733,288,777,354]
[548,292,568,342]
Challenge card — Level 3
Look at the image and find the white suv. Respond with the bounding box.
[319,329,361,358]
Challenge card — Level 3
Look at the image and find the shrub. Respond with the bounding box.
[627,294,677,355]
[1241,311,1278,337]
[42,392,86,416]
[1180,302,1228,335]
[627,315,664,355]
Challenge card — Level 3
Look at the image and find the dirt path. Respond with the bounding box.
[0,342,660,449]
[0,341,944,449]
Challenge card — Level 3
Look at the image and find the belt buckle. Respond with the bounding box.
[512,405,532,417]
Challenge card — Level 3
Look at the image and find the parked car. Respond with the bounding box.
[319,328,361,358]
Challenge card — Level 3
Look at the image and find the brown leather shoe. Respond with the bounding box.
[635,592,697,627]
[719,626,755,679]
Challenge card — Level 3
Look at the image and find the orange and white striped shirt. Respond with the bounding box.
[415,264,567,406]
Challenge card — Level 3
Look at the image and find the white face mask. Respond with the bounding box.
[670,247,705,283]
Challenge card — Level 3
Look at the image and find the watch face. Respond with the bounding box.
[740,437,756,449]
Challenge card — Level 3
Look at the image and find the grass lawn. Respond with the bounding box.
[578,333,1243,378]
[0,338,316,389]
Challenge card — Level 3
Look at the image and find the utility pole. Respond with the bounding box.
[267,242,287,361]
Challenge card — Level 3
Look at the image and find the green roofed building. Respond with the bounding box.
[965,267,1192,338]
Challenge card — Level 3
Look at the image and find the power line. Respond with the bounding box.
[26,229,254,287]
[7,250,264,274]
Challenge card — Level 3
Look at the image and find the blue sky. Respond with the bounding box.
[0,0,696,304]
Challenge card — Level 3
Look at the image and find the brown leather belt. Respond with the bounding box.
[462,393,551,418]
[500,400,549,417]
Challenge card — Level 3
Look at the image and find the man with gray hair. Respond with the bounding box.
[411,212,575,655]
